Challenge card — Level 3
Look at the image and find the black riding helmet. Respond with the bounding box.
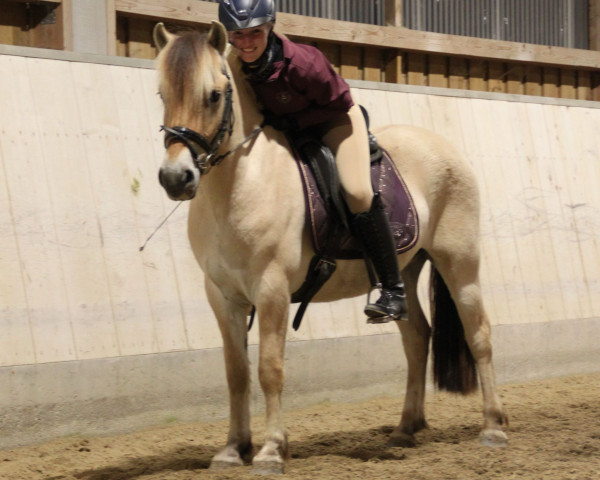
[218,0,276,31]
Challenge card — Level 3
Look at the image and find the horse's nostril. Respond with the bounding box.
[184,169,195,184]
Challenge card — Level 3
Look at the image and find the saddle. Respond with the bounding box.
[288,123,419,330]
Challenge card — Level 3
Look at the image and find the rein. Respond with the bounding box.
[160,69,262,175]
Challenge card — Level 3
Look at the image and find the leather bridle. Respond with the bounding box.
[160,68,265,176]
[160,70,235,175]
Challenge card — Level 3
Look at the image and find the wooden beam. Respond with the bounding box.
[61,0,73,50]
[469,60,488,92]
[340,45,361,80]
[560,69,577,99]
[385,0,402,27]
[543,68,560,98]
[363,47,382,82]
[114,0,600,71]
[448,57,469,90]
[428,55,448,88]
[577,71,593,100]
[115,0,216,25]
[5,0,62,3]
[107,0,117,55]
[384,50,405,84]
[505,64,525,95]
[488,61,506,93]
[590,0,600,51]
[524,66,543,97]
[407,53,427,87]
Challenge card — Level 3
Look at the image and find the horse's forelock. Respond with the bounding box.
[161,32,226,114]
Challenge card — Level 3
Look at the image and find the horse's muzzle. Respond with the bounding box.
[158,164,198,200]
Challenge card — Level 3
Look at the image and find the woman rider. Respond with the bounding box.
[218,0,407,323]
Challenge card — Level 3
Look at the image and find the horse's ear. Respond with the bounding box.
[208,21,228,55]
[153,22,174,52]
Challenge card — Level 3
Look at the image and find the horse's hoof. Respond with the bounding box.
[210,447,246,470]
[480,429,508,447]
[251,460,285,475]
[387,432,416,448]
[209,459,244,470]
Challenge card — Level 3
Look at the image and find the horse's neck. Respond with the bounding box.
[196,52,302,228]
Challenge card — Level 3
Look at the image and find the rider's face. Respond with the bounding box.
[229,23,272,63]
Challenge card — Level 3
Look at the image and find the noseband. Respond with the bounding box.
[160,70,234,175]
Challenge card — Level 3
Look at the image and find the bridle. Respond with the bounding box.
[160,68,262,175]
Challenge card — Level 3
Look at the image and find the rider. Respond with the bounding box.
[218,0,407,323]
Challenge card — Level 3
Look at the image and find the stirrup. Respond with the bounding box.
[364,285,407,324]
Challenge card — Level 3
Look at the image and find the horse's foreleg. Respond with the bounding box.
[252,287,290,475]
[206,280,253,470]
[389,258,431,447]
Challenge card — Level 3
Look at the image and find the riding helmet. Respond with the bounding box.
[218,0,276,31]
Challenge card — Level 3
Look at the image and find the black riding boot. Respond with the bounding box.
[353,193,407,323]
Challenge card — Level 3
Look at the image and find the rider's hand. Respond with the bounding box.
[261,110,296,132]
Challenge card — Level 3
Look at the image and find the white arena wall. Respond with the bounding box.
[1,45,599,449]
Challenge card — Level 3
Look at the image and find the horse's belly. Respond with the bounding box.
[308,259,371,302]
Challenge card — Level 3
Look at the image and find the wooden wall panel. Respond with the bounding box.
[469,60,488,92]
[506,65,525,95]
[0,122,36,367]
[363,48,382,83]
[428,55,448,88]
[340,45,361,81]
[27,58,121,360]
[406,53,427,87]
[448,57,469,90]
[488,61,506,94]
[577,71,593,100]
[525,66,543,96]
[1,52,600,368]
[0,56,77,364]
[552,107,600,315]
[0,1,65,50]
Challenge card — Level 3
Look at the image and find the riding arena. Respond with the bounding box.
[0,1,599,479]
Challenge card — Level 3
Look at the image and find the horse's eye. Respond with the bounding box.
[210,90,221,104]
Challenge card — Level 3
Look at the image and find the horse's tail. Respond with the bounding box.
[430,266,478,394]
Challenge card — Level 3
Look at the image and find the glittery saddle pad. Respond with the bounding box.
[296,148,419,260]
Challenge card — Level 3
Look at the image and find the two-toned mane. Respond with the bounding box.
[153,21,508,475]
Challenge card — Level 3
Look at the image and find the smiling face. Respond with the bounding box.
[228,23,272,63]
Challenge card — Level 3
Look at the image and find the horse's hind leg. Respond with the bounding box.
[432,251,508,446]
[389,252,431,447]
[205,279,254,470]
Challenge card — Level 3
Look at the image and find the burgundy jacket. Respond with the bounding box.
[247,34,354,131]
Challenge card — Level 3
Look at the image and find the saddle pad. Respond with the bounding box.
[297,149,419,260]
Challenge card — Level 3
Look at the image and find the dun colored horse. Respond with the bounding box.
[153,21,508,475]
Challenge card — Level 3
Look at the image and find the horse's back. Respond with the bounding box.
[374,124,478,210]
[374,124,473,180]
[372,124,480,255]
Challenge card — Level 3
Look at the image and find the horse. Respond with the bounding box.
[152,21,508,475]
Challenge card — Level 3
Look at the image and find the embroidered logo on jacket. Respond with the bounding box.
[276,92,292,104]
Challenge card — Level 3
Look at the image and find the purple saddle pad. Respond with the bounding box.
[297,149,419,259]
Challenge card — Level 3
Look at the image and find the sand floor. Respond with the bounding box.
[1,373,599,479]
